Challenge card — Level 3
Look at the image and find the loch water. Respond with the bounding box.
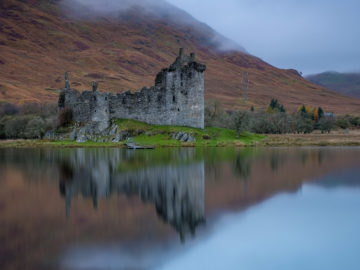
[0,147,360,270]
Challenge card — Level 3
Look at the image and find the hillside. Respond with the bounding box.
[306,72,360,99]
[1,0,360,114]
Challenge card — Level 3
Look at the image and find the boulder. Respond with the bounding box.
[187,134,196,142]
[44,130,55,140]
[173,132,196,143]
[70,129,77,141]
[109,124,118,136]
[76,134,88,143]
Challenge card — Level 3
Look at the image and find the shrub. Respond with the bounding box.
[251,112,293,134]
[336,117,350,129]
[24,117,46,139]
[294,116,314,134]
[204,100,230,128]
[4,115,33,138]
[231,111,251,137]
[0,116,12,139]
[349,116,360,127]
[318,117,335,133]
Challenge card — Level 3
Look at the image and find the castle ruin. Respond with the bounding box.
[58,49,206,130]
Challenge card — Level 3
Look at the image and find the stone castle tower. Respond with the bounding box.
[59,49,206,130]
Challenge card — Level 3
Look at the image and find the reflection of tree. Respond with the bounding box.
[233,153,252,180]
[58,149,205,240]
[269,151,287,172]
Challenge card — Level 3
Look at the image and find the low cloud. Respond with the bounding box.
[60,0,245,53]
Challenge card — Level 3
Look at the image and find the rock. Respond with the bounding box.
[187,135,196,143]
[76,134,88,143]
[44,130,55,140]
[109,124,118,136]
[70,129,77,141]
[173,132,196,143]
[78,127,87,136]
[202,135,210,140]
[112,136,120,143]
[174,132,184,140]
[180,133,189,142]
[118,131,129,141]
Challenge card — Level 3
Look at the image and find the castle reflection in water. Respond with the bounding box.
[58,148,205,240]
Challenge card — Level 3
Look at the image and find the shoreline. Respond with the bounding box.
[1,131,360,148]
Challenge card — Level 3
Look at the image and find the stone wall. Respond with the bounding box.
[59,49,206,130]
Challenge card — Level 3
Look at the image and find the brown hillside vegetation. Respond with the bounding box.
[0,0,359,114]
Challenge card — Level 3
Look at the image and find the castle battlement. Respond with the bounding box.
[59,49,206,130]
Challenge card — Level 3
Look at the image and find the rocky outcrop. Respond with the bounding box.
[173,131,196,143]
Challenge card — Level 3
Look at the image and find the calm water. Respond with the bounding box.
[0,147,360,270]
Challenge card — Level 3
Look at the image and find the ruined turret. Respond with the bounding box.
[64,72,70,90]
[59,49,206,130]
[91,81,98,92]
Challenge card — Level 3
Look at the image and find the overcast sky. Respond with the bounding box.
[167,0,360,75]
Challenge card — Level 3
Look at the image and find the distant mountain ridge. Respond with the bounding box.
[306,72,360,99]
[0,0,360,114]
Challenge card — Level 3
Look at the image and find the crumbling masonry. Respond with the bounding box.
[58,49,206,130]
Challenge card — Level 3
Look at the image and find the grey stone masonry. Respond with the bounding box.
[58,48,206,129]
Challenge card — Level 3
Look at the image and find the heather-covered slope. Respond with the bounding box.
[1,0,359,114]
[307,72,360,99]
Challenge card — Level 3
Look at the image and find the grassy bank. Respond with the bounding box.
[1,120,359,148]
[115,119,264,147]
[257,130,360,146]
[0,119,264,148]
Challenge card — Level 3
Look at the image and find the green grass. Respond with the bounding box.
[115,119,264,147]
[0,119,265,148]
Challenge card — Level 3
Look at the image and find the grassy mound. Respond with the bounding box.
[114,119,264,147]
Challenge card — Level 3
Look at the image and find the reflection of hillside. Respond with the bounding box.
[1,147,360,270]
[312,167,360,188]
[58,149,205,240]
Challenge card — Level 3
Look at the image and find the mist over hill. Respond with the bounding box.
[306,72,360,99]
[0,0,359,114]
[60,0,246,52]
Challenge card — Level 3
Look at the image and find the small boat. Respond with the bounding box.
[126,139,155,150]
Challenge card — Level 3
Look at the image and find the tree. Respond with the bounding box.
[336,117,350,129]
[266,99,286,113]
[204,100,229,128]
[24,117,46,139]
[4,115,32,138]
[231,111,251,137]
[298,105,312,119]
[270,99,279,109]
[294,115,314,134]
[318,117,335,133]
